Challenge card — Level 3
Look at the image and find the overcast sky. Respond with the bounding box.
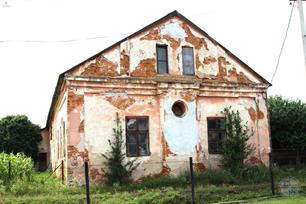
[0,0,305,127]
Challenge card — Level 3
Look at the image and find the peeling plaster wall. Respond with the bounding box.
[49,91,68,179]
[66,17,263,85]
[48,15,271,185]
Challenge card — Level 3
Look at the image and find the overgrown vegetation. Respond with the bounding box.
[221,107,254,173]
[268,95,306,150]
[0,152,34,190]
[0,115,41,160]
[102,113,139,185]
[2,165,306,203]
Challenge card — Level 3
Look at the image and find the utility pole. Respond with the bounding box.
[291,0,306,71]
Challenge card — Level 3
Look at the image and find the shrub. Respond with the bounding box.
[220,107,254,174]
[102,113,139,185]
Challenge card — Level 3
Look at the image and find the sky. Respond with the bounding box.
[0,0,306,127]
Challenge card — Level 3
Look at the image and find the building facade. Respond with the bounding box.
[40,11,271,185]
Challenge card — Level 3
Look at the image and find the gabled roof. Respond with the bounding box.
[45,10,271,128]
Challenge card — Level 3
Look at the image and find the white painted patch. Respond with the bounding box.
[160,21,186,39]
[163,99,198,155]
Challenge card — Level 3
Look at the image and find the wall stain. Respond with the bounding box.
[194,163,205,171]
[196,54,203,69]
[79,120,84,133]
[248,107,264,123]
[180,90,196,102]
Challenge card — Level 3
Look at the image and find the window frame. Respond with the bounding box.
[182,46,195,75]
[207,117,226,154]
[156,44,169,74]
[125,116,150,157]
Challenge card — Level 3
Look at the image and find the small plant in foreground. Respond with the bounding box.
[221,107,254,174]
[102,113,139,185]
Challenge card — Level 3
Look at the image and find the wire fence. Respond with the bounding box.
[32,150,306,203]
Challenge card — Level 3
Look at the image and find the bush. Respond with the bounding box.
[102,113,139,185]
[268,96,306,149]
[221,107,254,174]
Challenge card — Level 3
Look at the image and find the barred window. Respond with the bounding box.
[126,117,150,157]
[207,118,225,154]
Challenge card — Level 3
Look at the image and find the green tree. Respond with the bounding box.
[102,113,139,185]
[268,95,306,149]
[221,107,254,173]
[0,115,41,161]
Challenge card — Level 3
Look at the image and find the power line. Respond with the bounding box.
[271,1,296,83]
[0,33,131,44]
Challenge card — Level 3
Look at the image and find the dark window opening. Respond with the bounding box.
[156,45,168,74]
[172,101,187,117]
[126,117,150,157]
[207,118,225,154]
[182,47,195,75]
[37,152,47,171]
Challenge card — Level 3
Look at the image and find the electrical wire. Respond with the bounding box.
[0,33,131,43]
[271,1,296,83]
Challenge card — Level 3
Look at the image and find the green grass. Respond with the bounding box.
[254,196,306,204]
[1,165,306,204]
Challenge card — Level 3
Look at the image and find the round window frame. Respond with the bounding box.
[171,100,188,118]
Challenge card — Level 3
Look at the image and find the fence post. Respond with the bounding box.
[61,160,64,184]
[189,157,196,204]
[269,152,275,195]
[8,160,11,179]
[84,161,90,204]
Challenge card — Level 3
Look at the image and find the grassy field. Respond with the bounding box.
[1,165,306,203]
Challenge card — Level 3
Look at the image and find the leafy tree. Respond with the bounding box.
[268,95,306,150]
[102,113,139,185]
[0,115,41,161]
[221,107,254,173]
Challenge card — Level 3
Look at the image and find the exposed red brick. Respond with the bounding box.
[182,23,208,50]
[140,29,160,40]
[163,35,181,50]
[203,56,217,65]
[161,134,174,161]
[194,163,205,171]
[248,107,256,123]
[81,55,118,77]
[131,58,157,77]
[67,91,84,113]
[120,49,130,75]
[90,167,104,184]
[160,165,171,176]
[195,54,203,69]
[79,120,84,133]
[237,72,252,84]
[105,95,135,110]
[217,56,227,81]
[249,156,261,165]
[67,145,88,160]
[180,90,196,102]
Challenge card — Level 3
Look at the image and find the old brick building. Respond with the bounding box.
[40,11,271,184]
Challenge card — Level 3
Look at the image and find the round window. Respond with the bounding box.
[171,101,187,117]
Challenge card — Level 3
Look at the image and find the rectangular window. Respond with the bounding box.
[126,117,150,157]
[156,45,168,74]
[182,47,195,75]
[207,118,225,154]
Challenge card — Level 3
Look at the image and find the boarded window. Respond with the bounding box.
[126,117,150,157]
[207,118,225,154]
[156,45,168,74]
[182,47,195,75]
